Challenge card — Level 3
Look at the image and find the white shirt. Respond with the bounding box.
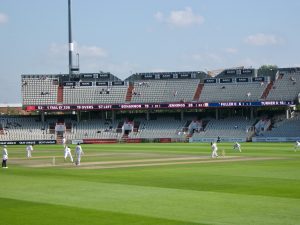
[234,143,240,148]
[2,148,8,160]
[75,145,83,155]
[64,146,71,153]
[211,143,218,151]
[26,145,33,151]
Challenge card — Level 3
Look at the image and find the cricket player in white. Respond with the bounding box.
[62,137,67,148]
[295,141,300,151]
[2,145,8,168]
[211,142,218,158]
[233,142,242,152]
[75,143,84,166]
[64,146,73,163]
[26,145,34,158]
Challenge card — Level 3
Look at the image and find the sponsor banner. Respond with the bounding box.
[252,137,300,142]
[96,81,109,86]
[178,73,191,79]
[98,73,110,79]
[236,77,249,82]
[79,82,93,86]
[204,78,217,83]
[71,139,84,144]
[220,78,233,83]
[0,140,57,145]
[252,77,265,82]
[125,139,142,143]
[160,74,172,79]
[225,70,236,75]
[82,139,118,144]
[242,69,253,74]
[81,74,94,79]
[142,74,155,79]
[112,81,124,86]
[190,137,246,143]
[63,81,76,86]
[160,138,172,143]
[25,100,294,111]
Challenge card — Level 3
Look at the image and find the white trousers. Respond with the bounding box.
[64,152,73,162]
[211,149,218,158]
[27,150,32,158]
[75,155,82,165]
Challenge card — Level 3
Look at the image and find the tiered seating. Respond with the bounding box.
[128,117,186,139]
[0,116,54,141]
[130,79,200,103]
[22,76,58,105]
[63,85,128,104]
[266,72,300,101]
[258,114,300,137]
[65,119,122,140]
[192,117,255,140]
[199,82,267,102]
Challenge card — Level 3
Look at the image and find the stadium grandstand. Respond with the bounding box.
[1,66,299,145]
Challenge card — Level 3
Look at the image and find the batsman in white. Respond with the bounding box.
[64,146,73,163]
[75,143,84,166]
[295,141,300,151]
[26,144,34,158]
[233,142,242,152]
[211,142,218,158]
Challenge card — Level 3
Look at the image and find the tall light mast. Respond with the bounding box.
[68,0,73,76]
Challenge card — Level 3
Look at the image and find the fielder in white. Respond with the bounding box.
[64,146,73,163]
[295,141,300,151]
[26,144,34,158]
[233,142,242,152]
[75,143,84,166]
[211,142,218,158]
[2,145,8,168]
[62,137,67,148]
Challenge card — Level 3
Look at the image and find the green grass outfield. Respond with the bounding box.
[1,142,300,225]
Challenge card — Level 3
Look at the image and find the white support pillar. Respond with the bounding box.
[41,111,45,123]
[216,109,219,120]
[112,111,116,123]
[77,111,80,122]
[250,108,254,120]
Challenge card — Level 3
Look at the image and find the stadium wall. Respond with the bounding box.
[189,137,247,143]
[252,137,300,142]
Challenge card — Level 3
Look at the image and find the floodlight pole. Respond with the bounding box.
[68,0,73,77]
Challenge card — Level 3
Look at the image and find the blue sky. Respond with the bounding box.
[1,0,300,103]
